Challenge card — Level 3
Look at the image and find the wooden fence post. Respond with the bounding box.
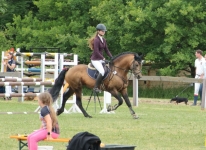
[201,79,206,110]
[133,75,138,106]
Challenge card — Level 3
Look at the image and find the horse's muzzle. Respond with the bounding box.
[137,75,141,79]
[136,74,142,79]
[133,71,142,79]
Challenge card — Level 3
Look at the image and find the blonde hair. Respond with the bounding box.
[88,32,98,50]
[38,92,57,128]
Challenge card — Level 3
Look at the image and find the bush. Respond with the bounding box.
[82,85,194,100]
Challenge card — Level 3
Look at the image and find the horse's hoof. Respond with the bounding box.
[107,105,112,111]
[56,109,63,116]
[85,115,92,118]
[132,114,139,119]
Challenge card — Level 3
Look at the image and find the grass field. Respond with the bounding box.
[0,97,205,150]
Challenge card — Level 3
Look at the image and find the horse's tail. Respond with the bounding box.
[49,68,69,102]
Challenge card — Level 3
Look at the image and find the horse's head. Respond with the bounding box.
[131,54,143,79]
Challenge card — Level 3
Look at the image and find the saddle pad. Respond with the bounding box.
[87,67,110,80]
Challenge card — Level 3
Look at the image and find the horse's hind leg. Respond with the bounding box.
[57,88,74,116]
[121,89,138,119]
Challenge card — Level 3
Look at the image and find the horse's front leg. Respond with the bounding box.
[75,90,92,118]
[121,89,138,119]
[57,88,74,116]
[107,91,123,112]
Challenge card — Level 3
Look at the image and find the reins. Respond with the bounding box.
[107,60,142,84]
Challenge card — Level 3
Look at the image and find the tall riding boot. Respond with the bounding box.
[191,95,198,106]
[93,74,103,93]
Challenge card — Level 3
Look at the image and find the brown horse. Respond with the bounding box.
[49,52,143,119]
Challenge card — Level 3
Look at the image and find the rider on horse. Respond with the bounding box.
[88,24,113,93]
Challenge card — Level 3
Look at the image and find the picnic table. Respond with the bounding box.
[10,135,70,150]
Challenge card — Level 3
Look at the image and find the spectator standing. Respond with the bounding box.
[191,50,205,106]
[2,52,16,100]
[198,53,206,105]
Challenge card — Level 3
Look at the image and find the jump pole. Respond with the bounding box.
[59,54,81,113]
[0,93,40,97]
[15,68,57,72]
[16,48,27,102]
[0,78,42,82]
[15,50,71,112]
[100,91,114,114]
[0,112,39,115]
[35,53,59,112]
[0,82,54,86]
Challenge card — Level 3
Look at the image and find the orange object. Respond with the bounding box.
[100,143,105,147]
[10,135,70,150]
[63,83,69,92]
[24,61,41,65]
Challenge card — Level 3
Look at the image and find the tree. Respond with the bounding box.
[0,0,7,15]
[3,0,206,77]
[91,0,206,77]
[5,0,100,58]
[0,0,37,29]
[125,0,206,77]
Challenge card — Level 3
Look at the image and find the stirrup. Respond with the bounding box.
[93,87,101,93]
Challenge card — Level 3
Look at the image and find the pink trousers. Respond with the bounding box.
[27,128,59,150]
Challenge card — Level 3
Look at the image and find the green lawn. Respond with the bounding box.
[0,97,205,150]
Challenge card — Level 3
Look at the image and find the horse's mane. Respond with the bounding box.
[111,51,138,62]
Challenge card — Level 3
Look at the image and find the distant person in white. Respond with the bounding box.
[198,54,206,105]
[191,50,205,106]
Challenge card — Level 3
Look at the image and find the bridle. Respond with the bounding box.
[130,60,142,78]
[108,59,142,84]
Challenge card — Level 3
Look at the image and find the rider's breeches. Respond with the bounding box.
[91,60,105,76]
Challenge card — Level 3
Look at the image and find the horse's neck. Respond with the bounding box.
[112,57,132,75]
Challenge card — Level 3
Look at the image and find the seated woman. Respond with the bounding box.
[27,92,60,150]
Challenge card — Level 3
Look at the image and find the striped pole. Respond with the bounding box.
[15,68,57,72]
[0,82,54,86]
[0,93,40,97]
[24,61,41,65]
[14,52,72,57]
[14,52,42,57]
[0,112,39,115]
[0,78,42,82]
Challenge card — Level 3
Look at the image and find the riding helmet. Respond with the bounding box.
[96,24,107,31]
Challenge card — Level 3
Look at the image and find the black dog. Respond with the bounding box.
[170,97,188,105]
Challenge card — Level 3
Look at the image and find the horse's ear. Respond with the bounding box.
[138,53,144,59]
[135,53,144,59]
[134,54,142,62]
[140,54,144,59]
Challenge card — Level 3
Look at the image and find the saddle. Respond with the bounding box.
[87,62,110,80]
